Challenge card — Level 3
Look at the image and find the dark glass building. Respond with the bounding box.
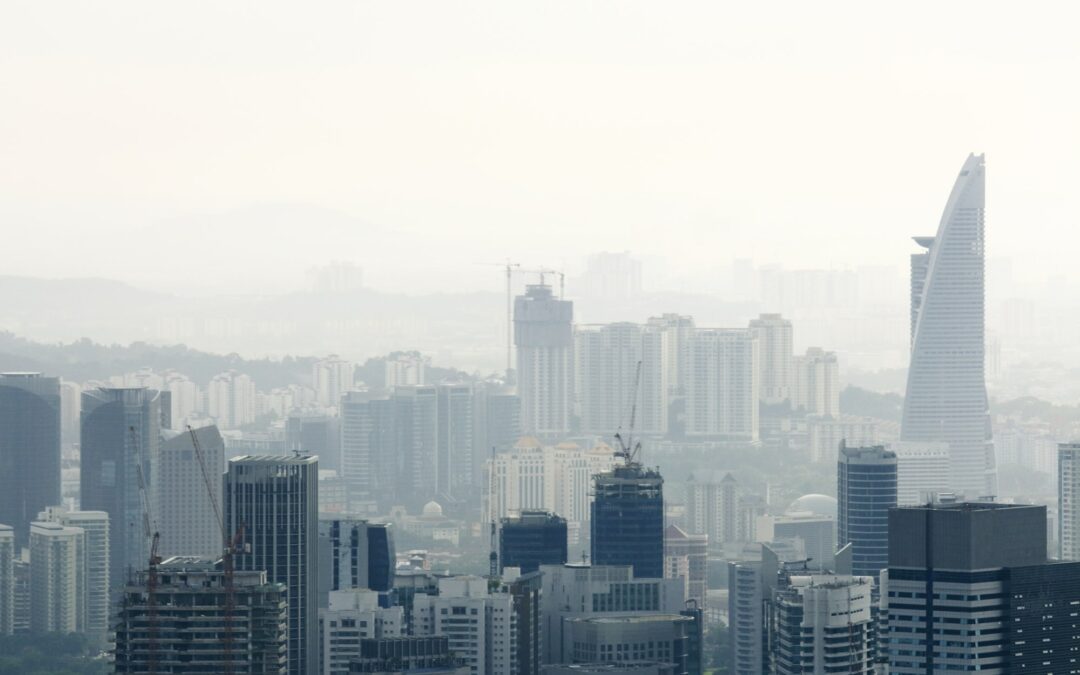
[319,518,396,598]
[80,387,162,587]
[0,373,60,546]
[499,510,567,574]
[591,463,664,578]
[838,444,897,577]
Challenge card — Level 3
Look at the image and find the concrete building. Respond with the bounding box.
[891,441,950,506]
[437,383,475,500]
[163,371,199,430]
[883,502,1080,673]
[319,518,396,595]
[770,575,875,674]
[575,323,667,436]
[646,314,695,414]
[500,511,568,574]
[0,524,12,635]
[412,575,516,675]
[727,543,805,675]
[791,348,839,417]
[81,386,162,587]
[685,329,758,441]
[748,314,793,405]
[225,455,319,675]
[472,384,521,488]
[320,589,403,675]
[901,153,996,498]
[806,415,878,464]
[581,251,643,301]
[313,354,355,408]
[114,556,288,674]
[0,372,61,546]
[158,425,224,560]
[348,636,467,674]
[563,615,693,675]
[1061,442,1080,560]
[684,472,749,551]
[515,283,573,438]
[838,444,896,578]
[592,464,664,579]
[36,507,109,647]
[663,525,707,610]
[29,520,85,633]
[287,413,341,472]
[384,352,429,389]
[770,514,836,573]
[207,370,257,429]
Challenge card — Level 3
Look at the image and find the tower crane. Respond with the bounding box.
[613,360,644,465]
[130,425,161,675]
[477,261,566,379]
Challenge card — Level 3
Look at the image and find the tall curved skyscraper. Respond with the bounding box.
[901,153,995,498]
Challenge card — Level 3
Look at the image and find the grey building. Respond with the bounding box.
[770,574,876,674]
[319,518,397,598]
[286,414,341,472]
[348,636,467,673]
[436,383,474,500]
[80,387,162,587]
[36,507,109,648]
[563,615,693,675]
[772,515,835,573]
[158,425,224,559]
[1058,442,1080,560]
[514,283,573,438]
[473,385,521,487]
[0,524,12,635]
[838,444,897,577]
[225,455,319,675]
[500,511,568,574]
[114,556,288,674]
[0,373,60,546]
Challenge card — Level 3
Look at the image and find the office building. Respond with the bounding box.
[499,511,568,574]
[412,575,516,675]
[59,379,81,450]
[81,386,162,587]
[663,525,707,610]
[341,391,393,514]
[319,518,396,595]
[207,370,257,429]
[436,383,475,499]
[901,153,995,498]
[320,589,403,675]
[727,543,807,675]
[791,348,839,417]
[771,514,836,572]
[891,441,950,506]
[0,372,61,546]
[540,564,688,665]
[114,556,288,674]
[574,323,667,436]
[883,502,1080,673]
[349,636,467,674]
[770,574,875,674]
[514,283,573,437]
[29,520,85,633]
[225,455,319,675]
[36,507,109,647]
[748,314,793,405]
[592,464,664,578]
[472,384,521,487]
[312,354,355,408]
[158,425,224,559]
[685,329,758,441]
[506,571,544,675]
[1061,442,1080,560]
[0,524,12,635]
[563,615,694,675]
[838,444,896,577]
[287,414,341,472]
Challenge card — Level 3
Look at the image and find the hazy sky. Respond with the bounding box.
[2,1,1078,295]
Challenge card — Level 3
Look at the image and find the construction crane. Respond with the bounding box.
[188,425,243,675]
[488,445,499,578]
[130,425,161,675]
[477,261,566,379]
[613,360,644,465]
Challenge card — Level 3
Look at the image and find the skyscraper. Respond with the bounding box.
[0,372,61,546]
[685,329,759,441]
[837,444,896,578]
[319,518,396,595]
[514,283,573,437]
[158,425,224,559]
[36,507,109,647]
[0,524,13,636]
[225,455,319,675]
[1059,442,1080,560]
[591,463,664,578]
[340,391,393,513]
[901,153,995,497]
[436,383,474,499]
[80,387,162,587]
[498,510,568,574]
[748,314,793,405]
[790,347,839,417]
[29,520,85,633]
[770,574,876,674]
[574,322,667,436]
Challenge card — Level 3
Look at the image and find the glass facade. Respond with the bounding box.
[838,445,897,578]
[591,464,664,579]
[0,373,60,546]
[499,511,568,574]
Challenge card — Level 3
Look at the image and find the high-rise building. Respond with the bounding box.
[685,329,759,441]
[472,384,521,488]
[514,283,573,437]
[591,464,664,578]
[748,314,793,405]
[340,391,393,514]
[59,379,81,451]
[837,445,896,578]
[791,348,839,417]
[29,520,85,633]
[727,543,803,675]
[684,472,746,551]
[163,371,199,430]
[581,251,643,300]
[883,502,1080,673]
[391,385,439,506]
[286,413,342,472]
[664,525,707,610]
[384,351,429,389]
[158,425,224,560]
[901,153,995,498]
[772,514,836,572]
[436,383,474,499]
[320,589,403,675]
[0,372,61,546]
[412,576,517,675]
[225,455,319,675]
[574,323,667,436]
[891,441,950,506]
[499,511,568,574]
[0,524,13,635]
[1060,442,1080,560]
[114,556,288,674]
[806,415,878,464]
[207,370,257,429]
[647,314,695,409]
[770,574,876,674]
[312,354,355,408]
[80,386,162,587]
[36,507,109,647]
[319,519,396,595]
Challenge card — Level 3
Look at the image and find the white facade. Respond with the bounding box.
[385,352,429,389]
[791,348,839,417]
[772,575,875,674]
[36,508,109,646]
[901,153,995,498]
[313,355,355,409]
[749,313,793,405]
[685,472,746,549]
[1060,443,1080,560]
[807,415,878,464]
[514,284,573,437]
[413,576,516,675]
[207,370,257,429]
[646,314,695,398]
[320,589,403,675]
[891,442,951,506]
[163,371,200,429]
[685,329,759,441]
[0,524,12,635]
[29,520,85,633]
[157,426,223,560]
[574,323,667,436]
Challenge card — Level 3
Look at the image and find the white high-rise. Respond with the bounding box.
[320,589,403,675]
[574,323,666,436]
[158,426,223,559]
[685,329,759,441]
[36,507,109,646]
[206,370,257,429]
[313,355,355,408]
[749,313,793,405]
[791,347,839,417]
[901,153,995,497]
[1059,443,1080,560]
[412,576,516,675]
[771,575,876,674]
[891,442,950,506]
[29,520,85,633]
[514,284,573,438]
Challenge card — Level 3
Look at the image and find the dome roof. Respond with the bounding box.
[786,494,838,519]
[422,501,444,518]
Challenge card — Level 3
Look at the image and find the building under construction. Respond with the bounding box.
[114,556,288,674]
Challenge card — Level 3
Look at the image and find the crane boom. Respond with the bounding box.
[613,360,643,465]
